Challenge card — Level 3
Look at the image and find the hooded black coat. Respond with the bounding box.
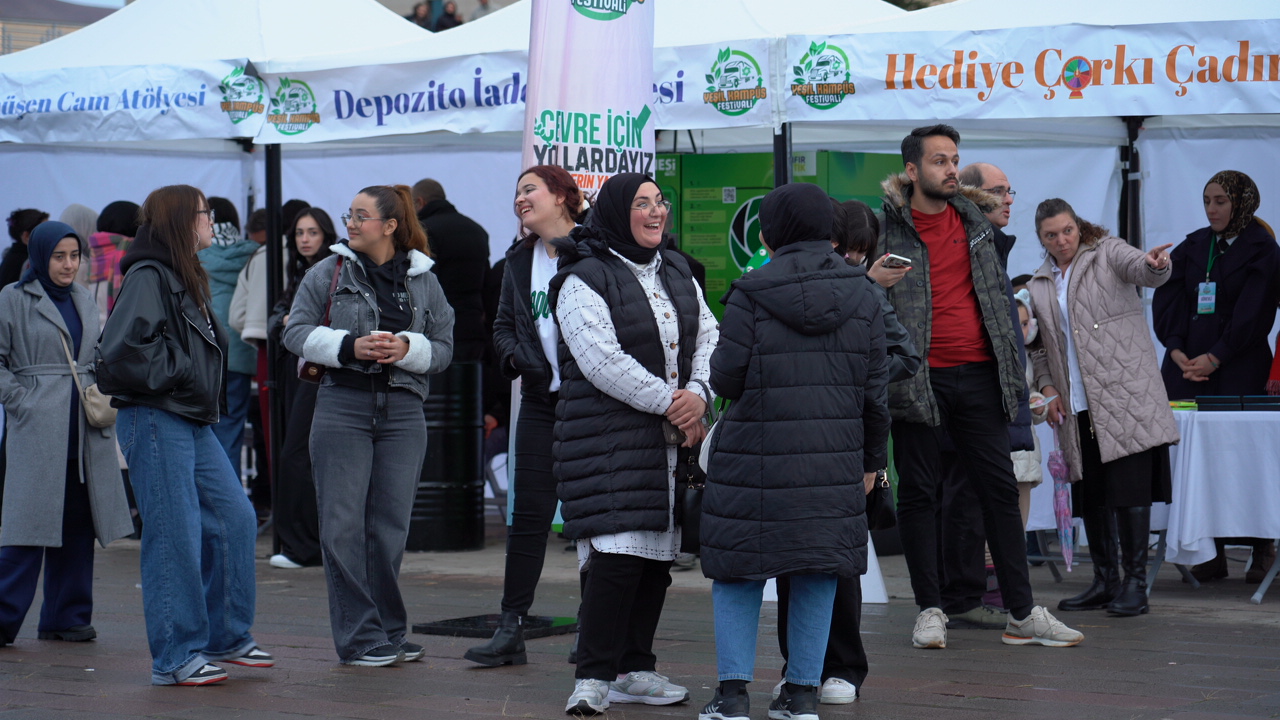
[701,240,890,581]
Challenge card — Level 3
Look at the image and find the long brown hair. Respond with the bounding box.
[358,185,429,256]
[139,185,212,313]
[516,165,587,247]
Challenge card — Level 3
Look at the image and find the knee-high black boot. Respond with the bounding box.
[1108,506,1151,616]
[1058,505,1121,611]
[464,612,527,667]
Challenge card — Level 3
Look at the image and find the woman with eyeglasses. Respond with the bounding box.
[465,166,586,668]
[283,185,454,667]
[96,185,269,686]
[550,173,718,715]
[267,208,338,570]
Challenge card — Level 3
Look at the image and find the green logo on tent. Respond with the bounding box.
[267,77,319,136]
[571,0,643,21]
[728,195,766,270]
[790,41,856,110]
[702,47,767,117]
[218,66,266,124]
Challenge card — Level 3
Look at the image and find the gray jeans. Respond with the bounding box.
[310,382,427,661]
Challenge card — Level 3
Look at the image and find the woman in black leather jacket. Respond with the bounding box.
[465,166,585,668]
[96,185,269,687]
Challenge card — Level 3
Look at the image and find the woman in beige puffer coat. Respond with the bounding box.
[1027,198,1179,620]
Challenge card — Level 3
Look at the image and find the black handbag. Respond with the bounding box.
[865,470,897,532]
[674,445,704,554]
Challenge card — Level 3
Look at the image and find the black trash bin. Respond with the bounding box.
[406,361,485,552]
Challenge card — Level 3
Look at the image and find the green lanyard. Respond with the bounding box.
[1205,233,1223,282]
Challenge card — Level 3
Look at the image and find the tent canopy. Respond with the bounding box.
[0,0,431,143]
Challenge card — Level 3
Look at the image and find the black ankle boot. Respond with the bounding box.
[464,612,527,667]
[1108,506,1151,616]
[1059,506,1121,611]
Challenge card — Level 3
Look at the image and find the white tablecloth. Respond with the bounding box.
[1164,410,1280,565]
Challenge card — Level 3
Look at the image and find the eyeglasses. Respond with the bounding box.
[197,209,217,222]
[984,186,1016,199]
[631,200,672,214]
[341,213,387,227]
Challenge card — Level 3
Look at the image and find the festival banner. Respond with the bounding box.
[255,52,529,143]
[0,61,262,143]
[520,0,655,196]
[652,37,778,130]
[788,19,1280,121]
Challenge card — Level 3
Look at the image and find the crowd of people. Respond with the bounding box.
[0,122,1276,719]
[404,0,495,32]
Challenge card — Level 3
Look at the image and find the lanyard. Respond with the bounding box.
[1205,233,1223,282]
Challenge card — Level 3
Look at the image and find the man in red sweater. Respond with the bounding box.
[877,125,1083,651]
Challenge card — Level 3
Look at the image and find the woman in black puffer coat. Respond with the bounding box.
[697,183,891,720]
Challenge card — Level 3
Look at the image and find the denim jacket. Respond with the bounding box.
[283,242,455,400]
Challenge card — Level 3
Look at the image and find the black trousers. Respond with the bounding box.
[893,362,1033,618]
[500,392,559,615]
[576,551,673,681]
[939,449,988,615]
[275,380,322,566]
[776,574,868,687]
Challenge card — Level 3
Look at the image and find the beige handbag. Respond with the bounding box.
[59,333,117,428]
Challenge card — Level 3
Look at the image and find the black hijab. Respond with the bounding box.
[585,172,660,265]
[759,183,834,251]
[21,220,81,303]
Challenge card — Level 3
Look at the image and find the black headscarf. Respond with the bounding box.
[585,172,660,265]
[21,220,81,303]
[759,182,834,250]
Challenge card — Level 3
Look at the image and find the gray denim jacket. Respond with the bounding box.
[283,242,455,400]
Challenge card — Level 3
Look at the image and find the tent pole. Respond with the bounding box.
[773,123,792,188]
[1119,116,1146,249]
[264,143,285,553]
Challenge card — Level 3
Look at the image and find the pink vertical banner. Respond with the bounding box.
[522,0,655,200]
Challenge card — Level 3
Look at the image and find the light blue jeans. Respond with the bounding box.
[117,405,259,685]
[712,574,838,687]
[211,371,252,478]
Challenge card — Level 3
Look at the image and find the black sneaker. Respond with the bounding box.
[37,625,97,642]
[345,644,405,667]
[222,645,275,667]
[768,683,819,720]
[400,641,425,662]
[177,664,228,686]
[700,687,750,720]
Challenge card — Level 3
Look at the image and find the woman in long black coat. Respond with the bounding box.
[698,183,891,720]
[1153,169,1280,584]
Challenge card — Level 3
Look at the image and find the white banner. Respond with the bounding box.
[0,61,263,143]
[256,52,529,143]
[790,19,1280,121]
[653,37,777,131]
[521,0,655,196]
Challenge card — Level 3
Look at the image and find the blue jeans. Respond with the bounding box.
[117,405,259,685]
[310,383,427,662]
[211,371,252,479]
[712,574,838,687]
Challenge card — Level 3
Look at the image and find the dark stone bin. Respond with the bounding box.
[406,361,485,552]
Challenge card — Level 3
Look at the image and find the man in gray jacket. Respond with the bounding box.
[879,125,1083,651]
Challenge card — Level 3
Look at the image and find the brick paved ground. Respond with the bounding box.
[2,516,1277,719]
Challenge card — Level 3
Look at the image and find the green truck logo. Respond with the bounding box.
[728,195,766,270]
[791,41,856,110]
[267,77,320,136]
[702,47,768,117]
[218,66,266,124]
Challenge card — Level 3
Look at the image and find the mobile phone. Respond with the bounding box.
[882,253,913,269]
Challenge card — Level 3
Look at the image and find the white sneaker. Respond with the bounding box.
[912,607,948,649]
[608,670,689,705]
[1002,606,1084,647]
[566,678,610,715]
[819,677,858,704]
[269,554,303,569]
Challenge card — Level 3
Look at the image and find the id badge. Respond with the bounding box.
[1197,282,1217,314]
